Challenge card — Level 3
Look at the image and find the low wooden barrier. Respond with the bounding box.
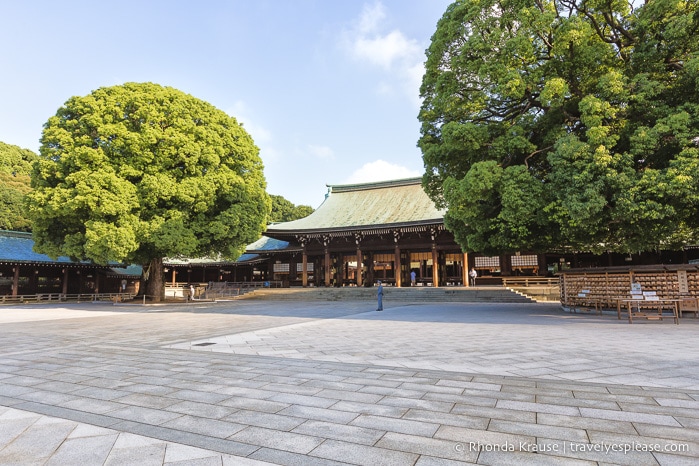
[1,292,135,305]
[502,277,559,287]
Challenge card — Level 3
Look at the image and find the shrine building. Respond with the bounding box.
[248,177,547,287]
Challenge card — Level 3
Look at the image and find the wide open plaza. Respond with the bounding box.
[0,299,698,465]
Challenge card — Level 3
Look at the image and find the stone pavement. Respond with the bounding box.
[0,300,698,465]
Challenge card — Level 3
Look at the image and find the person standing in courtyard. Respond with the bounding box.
[410,270,416,286]
[469,268,477,286]
[376,280,384,311]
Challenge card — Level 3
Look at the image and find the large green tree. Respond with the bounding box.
[269,194,314,223]
[419,0,699,256]
[0,141,37,232]
[28,82,270,300]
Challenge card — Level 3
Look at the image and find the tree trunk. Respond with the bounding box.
[145,257,165,303]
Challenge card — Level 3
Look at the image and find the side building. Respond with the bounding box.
[0,230,140,297]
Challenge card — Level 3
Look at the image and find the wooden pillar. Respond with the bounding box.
[394,246,402,288]
[94,270,100,294]
[356,248,363,286]
[302,246,308,288]
[171,268,176,286]
[432,246,439,287]
[324,249,331,287]
[463,253,469,287]
[12,266,19,297]
[62,268,69,295]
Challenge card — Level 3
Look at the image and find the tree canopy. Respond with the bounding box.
[269,194,314,223]
[28,82,270,300]
[419,0,699,255]
[0,141,37,232]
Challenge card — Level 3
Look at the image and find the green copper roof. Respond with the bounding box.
[266,177,445,234]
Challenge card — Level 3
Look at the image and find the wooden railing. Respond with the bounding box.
[501,277,560,287]
[1,292,135,304]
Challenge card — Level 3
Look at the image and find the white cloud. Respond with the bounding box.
[352,30,421,71]
[344,160,421,184]
[307,144,335,159]
[357,1,386,35]
[343,1,425,106]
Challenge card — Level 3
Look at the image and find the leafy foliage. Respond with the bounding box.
[419,0,699,255]
[0,141,37,231]
[28,82,270,299]
[269,194,314,223]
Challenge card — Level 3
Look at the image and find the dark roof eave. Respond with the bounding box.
[0,260,116,268]
[265,219,445,238]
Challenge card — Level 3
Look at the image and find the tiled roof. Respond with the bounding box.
[265,178,445,234]
[107,265,143,277]
[245,236,292,252]
[0,231,80,264]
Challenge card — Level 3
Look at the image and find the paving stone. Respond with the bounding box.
[71,386,133,401]
[217,386,277,399]
[277,404,359,424]
[377,431,478,462]
[0,416,42,449]
[488,419,589,443]
[166,389,231,404]
[434,424,536,449]
[219,396,290,413]
[309,438,420,466]
[114,393,182,409]
[45,433,118,466]
[0,419,76,464]
[161,415,246,438]
[257,382,323,396]
[250,447,354,466]
[450,404,537,423]
[294,419,384,445]
[58,397,125,414]
[414,456,473,466]
[579,406,682,427]
[309,388,383,404]
[653,452,699,466]
[536,412,637,434]
[267,392,337,408]
[108,405,185,425]
[535,394,620,410]
[422,391,498,407]
[477,449,596,465]
[224,409,305,431]
[633,422,699,444]
[230,425,323,454]
[495,399,581,416]
[16,390,79,406]
[461,387,535,402]
[330,400,409,418]
[377,396,454,413]
[587,429,699,459]
[350,413,440,437]
[105,443,167,465]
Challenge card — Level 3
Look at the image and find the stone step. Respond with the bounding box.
[242,286,536,303]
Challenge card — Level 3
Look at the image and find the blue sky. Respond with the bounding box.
[0,0,452,208]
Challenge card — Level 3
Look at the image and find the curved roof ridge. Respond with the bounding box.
[327,177,423,193]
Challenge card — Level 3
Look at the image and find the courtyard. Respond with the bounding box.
[0,299,697,465]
